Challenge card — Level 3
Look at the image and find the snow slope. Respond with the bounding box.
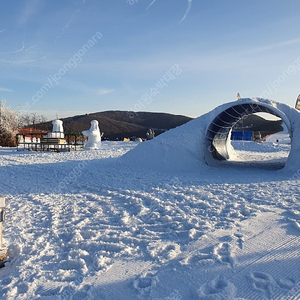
[0,99,300,299]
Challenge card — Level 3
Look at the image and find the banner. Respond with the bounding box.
[295,94,300,110]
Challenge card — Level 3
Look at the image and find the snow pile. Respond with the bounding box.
[121,111,210,173]
[122,98,300,172]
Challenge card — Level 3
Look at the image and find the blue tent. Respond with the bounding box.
[231,131,253,141]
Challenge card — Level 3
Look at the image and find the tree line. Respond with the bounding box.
[0,100,48,147]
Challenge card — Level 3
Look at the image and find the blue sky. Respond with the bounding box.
[1,0,300,120]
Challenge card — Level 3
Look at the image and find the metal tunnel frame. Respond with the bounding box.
[205,101,291,162]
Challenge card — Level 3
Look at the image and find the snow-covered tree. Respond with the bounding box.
[0,100,19,147]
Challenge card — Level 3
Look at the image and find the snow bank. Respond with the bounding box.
[122,98,300,172]
[121,112,210,173]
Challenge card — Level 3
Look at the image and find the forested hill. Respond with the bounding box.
[36,111,193,140]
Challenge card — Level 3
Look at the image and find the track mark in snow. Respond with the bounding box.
[188,228,203,239]
[213,242,234,267]
[133,272,158,297]
[17,283,29,294]
[147,242,181,263]
[198,276,237,299]
[249,272,273,299]
[287,218,300,233]
[277,278,295,290]
[182,252,214,265]
[234,233,244,249]
[159,290,182,300]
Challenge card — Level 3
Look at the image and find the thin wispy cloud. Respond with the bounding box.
[56,10,80,41]
[0,42,36,55]
[0,87,14,92]
[179,0,192,23]
[0,58,36,64]
[147,0,192,23]
[249,37,300,53]
[19,0,42,26]
[1,1,299,116]
[55,3,85,42]
[146,0,157,10]
[97,89,114,96]
[25,45,37,52]
[63,9,80,31]
[0,42,25,55]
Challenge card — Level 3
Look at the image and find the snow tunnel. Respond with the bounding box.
[204,99,292,166]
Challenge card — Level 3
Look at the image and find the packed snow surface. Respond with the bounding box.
[228,139,291,169]
[1,139,300,300]
[1,98,300,299]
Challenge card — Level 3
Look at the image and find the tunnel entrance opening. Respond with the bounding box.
[228,114,291,169]
[205,102,291,169]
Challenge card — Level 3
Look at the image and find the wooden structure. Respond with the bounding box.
[17,120,85,151]
[16,133,85,152]
[40,137,67,151]
[0,196,7,265]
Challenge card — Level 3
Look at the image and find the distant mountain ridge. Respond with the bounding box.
[36,111,193,140]
[233,114,283,135]
[34,111,283,140]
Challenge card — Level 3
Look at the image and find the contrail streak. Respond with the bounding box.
[179,0,192,23]
[147,0,157,10]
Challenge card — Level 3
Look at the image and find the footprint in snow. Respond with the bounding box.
[181,252,214,265]
[249,272,295,297]
[198,275,237,299]
[249,272,273,299]
[17,283,29,294]
[289,218,300,232]
[147,242,181,263]
[7,244,21,258]
[213,243,234,267]
[133,272,158,296]
[234,233,244,249]
[277,278,295,290]
[69,285,91,300]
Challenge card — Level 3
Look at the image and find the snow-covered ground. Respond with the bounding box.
[228,138,291,169]
[1,136,300,300]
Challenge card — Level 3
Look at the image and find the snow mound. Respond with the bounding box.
[122,98,300,172]
[122,110,210,173]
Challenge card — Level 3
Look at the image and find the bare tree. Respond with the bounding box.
[30,112,38,128]
[0,100,19,146]
[19,113,48,129]
[37,114,48,130]
[19,113,31,127]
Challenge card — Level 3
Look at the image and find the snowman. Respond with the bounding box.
[82,120,102,149]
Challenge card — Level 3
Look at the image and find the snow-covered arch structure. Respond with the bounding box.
[204,98,297,167]
[122,98,300,172]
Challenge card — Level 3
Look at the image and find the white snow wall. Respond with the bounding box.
[122,98,300,172]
